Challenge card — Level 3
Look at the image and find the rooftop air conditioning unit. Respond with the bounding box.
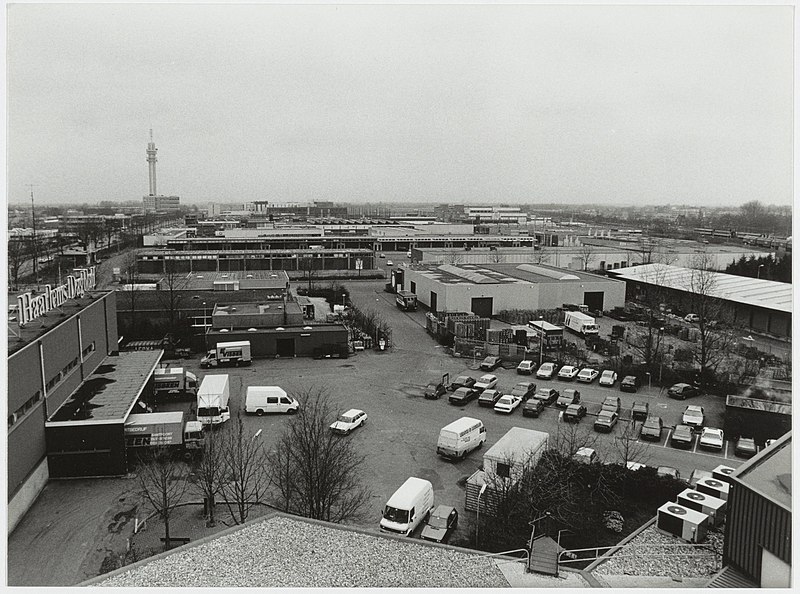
[677,489,726,527]
[656,502,708,543]
[711,465,736,484]
[696,477,730,501]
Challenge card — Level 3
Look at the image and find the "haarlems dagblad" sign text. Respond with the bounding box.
[17,267,97,325]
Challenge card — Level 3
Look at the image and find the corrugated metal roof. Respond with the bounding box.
[612,264,792,313]
[485,427,549,465]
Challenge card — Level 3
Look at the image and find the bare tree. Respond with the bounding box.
[8,238,30,289]
[190,427,225,527]
[551,420,599,458]
[613,420,651,469]
[220,415,270,525]
[121,250,142,337]
[157,259,188,334]
[442,252,464,265]
[629,263,670,371]
[136,445,191,550]
[578,243,596,271]
[532,247,551,265]
[268,388,372,523]
[298,256,320,292]
[489,252,505,264]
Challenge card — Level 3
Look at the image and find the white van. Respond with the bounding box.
[436,417,486,460]
[380,477,435,536]
[245,386,299,415]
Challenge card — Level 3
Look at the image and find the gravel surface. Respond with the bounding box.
[595,525,724,578]
[96,516,509,588]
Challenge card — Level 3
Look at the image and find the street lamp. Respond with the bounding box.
[538,316,544,366]
[342,293,346,307]
[645,371,651,391]
[476,483,488,547]
[757,264,765,279]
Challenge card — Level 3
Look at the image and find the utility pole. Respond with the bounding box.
[28,184,39,289]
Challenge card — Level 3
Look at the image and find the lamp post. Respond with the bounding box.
[757,264,765,279]
[538,316,544,366]
[646,371,651,391]
[202,301,208,351]
[342,293,346,308]
[476,483,487,547]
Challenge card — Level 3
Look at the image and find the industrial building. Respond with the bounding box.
[608,264,792,338]
[402,263,626,317]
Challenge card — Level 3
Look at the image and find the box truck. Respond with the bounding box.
[153,367,199,400]
[197,374,231,426]
[245,386,299,415]
[380,477,435,536]
[124,411,204,459]
[201,340,252,368]
[395,290,418,311]
[564,311,599,336]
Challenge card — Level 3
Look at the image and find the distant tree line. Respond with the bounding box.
[726,253,791,283]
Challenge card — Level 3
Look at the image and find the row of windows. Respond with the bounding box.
[82,341,96,358]
[44,341,96,394]
[8,391,41,429]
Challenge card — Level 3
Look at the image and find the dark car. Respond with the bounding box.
[420,505,458,543]
[533,387,559,406]
[556,388,581,408]
[631,401,649,422]
[424,382,447,400]
[480,356,502,371]
[670,424,694,449]
[735,437,758,458]
[449,375,476,392]
[668,383,700,400]
[522,398,545,418]
[477,388,503,408]
[563,403,587,423]
[594,410,618,433]
[601,396,621,415]
[620,375,640,393]
[640,415,664,441]
[510,381,536,401]
[449,386,478,405]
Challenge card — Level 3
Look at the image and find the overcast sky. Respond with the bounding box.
[6,3,794,207]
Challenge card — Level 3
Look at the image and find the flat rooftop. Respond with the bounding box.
[46,350,163,425]
[137,270,291,291]
[733,433,792,510]
[410,263,618,286]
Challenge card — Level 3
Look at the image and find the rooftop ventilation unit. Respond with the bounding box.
[656,502,709,543]
[677,489,726,527]
[695,477,730,501]
[711,465,736,484]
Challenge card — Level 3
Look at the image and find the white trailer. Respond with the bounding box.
[201,340,252,368]
[124,411,204,458]
[564,311,599,336]
[153,367,199,400]
[196,374,231,426]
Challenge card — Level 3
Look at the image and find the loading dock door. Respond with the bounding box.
[430,291,438,313]
[471,297,493,318]
[583,291,604,312]
[277,338,296,357]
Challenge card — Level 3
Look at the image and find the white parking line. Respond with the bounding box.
[692,437,699,454]
[663,429,672,447]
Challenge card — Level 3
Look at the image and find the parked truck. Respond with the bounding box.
[563,311,599,337]
[200,340,251,369]
[153,367,199,400]
[196,374,231,426]
[395,290,418,311]
[124,411,204,459]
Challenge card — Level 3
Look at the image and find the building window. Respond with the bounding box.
[9,391,42,429]
[82,341,96,358]
[496,462,511,479]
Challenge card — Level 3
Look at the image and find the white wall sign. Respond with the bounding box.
[17,267,97,325]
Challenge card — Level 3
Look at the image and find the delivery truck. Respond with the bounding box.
[200,340,252,368]
[196,374,231,426]
[153,367,199,400]
[124,411,204,459]
[564,311,599,336]
[380,477,435,536]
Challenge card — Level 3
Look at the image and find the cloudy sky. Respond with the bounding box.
[6,3,794,207]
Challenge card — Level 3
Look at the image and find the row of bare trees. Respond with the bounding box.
[136,389,371,551]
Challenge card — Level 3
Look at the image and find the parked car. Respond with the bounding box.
[474,374,498,393]
[449,386,478,405]
[620,375,640,393]
[379,253,386,258]
[510,381,536,401]
[420,505,458,543]
[516,360,535,375]
[682,405,705,430]
[556,388,580,408]
[601,396,621,415]
[685,313,700,323]
[657,466,681,480]
[670,424,694,449]
[735,436,758,458]
[640,415,664,441]
[631,401,649,422]
[329,409,368,435]
[386,260,394,266]
[576,368,599,383]
[594,410,619,433]
[598,370,618,386]
[563,403,587,423]
[574,447,598,464]
[522,398,545,418]
[668,383,700,400]
[448,375,476,392]
[480,356,502,371]
[477,389,503,408]
[699,427,724,451]
[558,365,580,381]
[532,387,559,406]
[536,362,556,379]
[494,394,523,414]
[424,382,447,400]
[626,461,647,472]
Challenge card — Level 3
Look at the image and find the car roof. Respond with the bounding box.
[622,375,637,381]
[685,405,703,412]
[675,424,692,432]
[342,409,364,417]
[702,427,723,434]
[431,505,455,515]
[479,374,496,380]
[597,410,615,418]
[454,387,471,393]
[566,403,582,410]
[601,370,614,375]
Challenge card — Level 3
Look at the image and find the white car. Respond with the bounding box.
[598,370,618,386]
[574,447,598,464]
[685,313,700,323]
[329,409,368,435]
[516,360,535,375]
[682,405,705,430]
[386,260,394,266]
[699,427,724,451]
[576,368,599,383]
[474,374,498,392]
[558,365,580,380]
[536,362,556,379]
[494,394,522,414]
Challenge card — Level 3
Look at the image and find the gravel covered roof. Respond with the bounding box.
[93,515,509,588]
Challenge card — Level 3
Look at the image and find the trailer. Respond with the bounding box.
[201,340,252,368]
[196,374,231,426]
[124,411,204,459]
[153,367,199,400]
[563,311,599,336]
